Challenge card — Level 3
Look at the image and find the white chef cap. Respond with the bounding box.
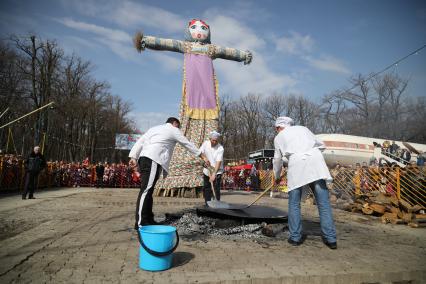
[275,116,293,128]
[209,131,221,139]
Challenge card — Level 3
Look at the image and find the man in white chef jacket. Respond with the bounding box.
[273,117,337,249]
[129,117,210,229]
[199,131,224,204]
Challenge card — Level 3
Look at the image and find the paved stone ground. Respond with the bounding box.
[0,188,425,284]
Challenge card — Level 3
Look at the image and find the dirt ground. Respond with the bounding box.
[0,187,425,283]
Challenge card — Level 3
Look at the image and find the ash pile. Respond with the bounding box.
[164,210,288,240]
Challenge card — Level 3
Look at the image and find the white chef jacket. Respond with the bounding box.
[199,140,224,176]
[129,123,201,175]
[273,125,332,191]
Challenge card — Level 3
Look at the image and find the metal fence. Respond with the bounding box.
[328,165,426,207]
[1,156,425,207]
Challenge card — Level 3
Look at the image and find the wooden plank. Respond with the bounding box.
[351,203,363,213]
[408,205,425,213]
[388,206,400,215]
[399,199,413,212]
[370,203,386,215]
[390,218,406,225]
[415,214,426,219]
[408,222,426,228]
[402,212,413,223]
[370,193,392,205]
[362,206,374,215]
[390,196,399,207]
[381,212,398,224]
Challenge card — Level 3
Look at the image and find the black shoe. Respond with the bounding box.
[288,234,307,246]
[22,196,26,200]
[29,196,36,199]
[322,239,337,249]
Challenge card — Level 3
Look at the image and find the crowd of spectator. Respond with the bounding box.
[379,141,426,165]
[48,160,141,188]
[0,154,141,190]
[0,154,22,190]
[1,155,273,192]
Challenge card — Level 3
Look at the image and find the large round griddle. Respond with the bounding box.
[196,204,288,224]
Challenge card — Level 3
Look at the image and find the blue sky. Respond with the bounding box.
[1,0,425,132]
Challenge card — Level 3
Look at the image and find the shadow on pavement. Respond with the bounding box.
[302,220,322,236]
[172,252,195,268]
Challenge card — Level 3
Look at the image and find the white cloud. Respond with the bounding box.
[206,15,266,51]
[62,0,185,34]
[56,17,181,67]
[202,14,296,96]
[215,54,297,96]
[59,35,100,54]
[108,1,184,32]
[129,111,171,132]
[274,31,315,55]
[55,17,138,61]
[56,18,131,43]
[273,31,350,75]
[150,53,182,72]
[95,37,135,61]
[304,55,351,75]
[64,35,99,48]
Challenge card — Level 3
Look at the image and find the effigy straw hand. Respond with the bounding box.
[133,31,144,52]
[244,50,253,65]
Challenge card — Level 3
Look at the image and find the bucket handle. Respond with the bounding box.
[137,229,180,257]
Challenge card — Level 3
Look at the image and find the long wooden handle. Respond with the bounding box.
[210,181,217,200]
[246,184,274,208]
[207,166,217,200]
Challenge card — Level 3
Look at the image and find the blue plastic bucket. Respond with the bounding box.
[138,225,179,271]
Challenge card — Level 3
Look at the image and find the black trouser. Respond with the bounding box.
[135,157,162,229]
[22,172,39,198]
[202,174,222,204]
[96,177,103,188]
[250,174,259,190]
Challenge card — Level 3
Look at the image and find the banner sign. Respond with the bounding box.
[115,134,143,150]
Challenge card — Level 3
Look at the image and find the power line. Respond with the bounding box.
[343,44,426,93]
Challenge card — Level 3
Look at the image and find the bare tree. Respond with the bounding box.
[320,92,348,134]
[403,96,426,143]
[334,74,374,136]
[10,35,63,144]
[263,93,288,123]
[0,35,135,162]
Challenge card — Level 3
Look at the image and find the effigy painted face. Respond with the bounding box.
[185,19,211,44]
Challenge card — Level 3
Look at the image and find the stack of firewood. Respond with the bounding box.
[348,191,426,228]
